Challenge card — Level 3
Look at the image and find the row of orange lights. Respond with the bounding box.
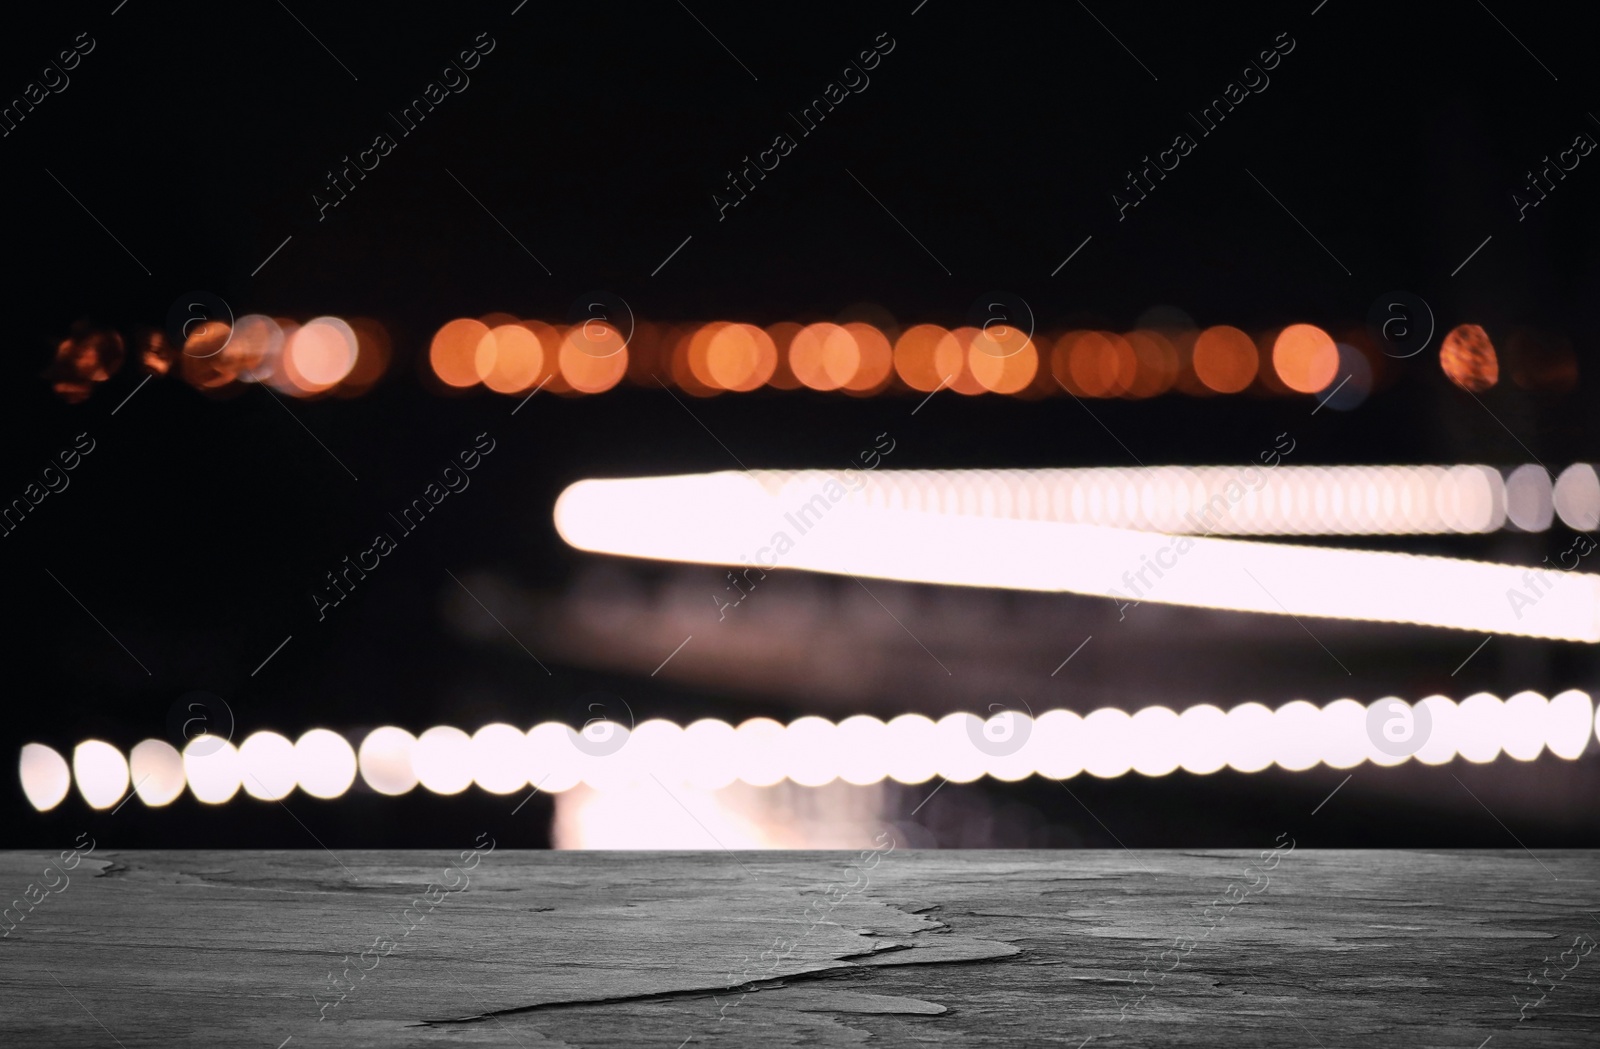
[46,313,1527,404]
[431,315,1386,398]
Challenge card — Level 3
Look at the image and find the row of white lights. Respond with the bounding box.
[20,691,1597,811]
[745,464,1600,535]
[554,474,1600,641]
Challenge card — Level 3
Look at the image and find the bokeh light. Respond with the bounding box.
[240,731,297,801]
[414,726,475,794]
[560,323,629,393]
[1554,464,1600,531]
[841,323,895,393]
[295,729,357,799]
[790,323,859,391]
[431,318,489,389]
[1272,324,1338,394]
[704,323,777,391]
[129,740,186,807]
[1440,324,1498,392]
[20,743,72,812]
[183,738,243,804]
[892,324,952,392]
[1067,331,1137,396]
[359,727,419,796]
[1190,323,1260,393]
[476,323,545,393]
[73,740,129,810]
[968,327,1038,394]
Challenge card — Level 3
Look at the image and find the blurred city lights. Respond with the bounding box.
[26,689,1594,811]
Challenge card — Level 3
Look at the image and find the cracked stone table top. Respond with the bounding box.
[2,849,1597,1047]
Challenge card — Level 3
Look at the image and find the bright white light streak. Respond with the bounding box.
[558,466,1511,537]
[555,473,1599,641]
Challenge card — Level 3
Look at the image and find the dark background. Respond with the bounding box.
[3,1,1597,849]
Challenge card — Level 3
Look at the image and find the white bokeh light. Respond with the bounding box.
[1456,693,1506,764]
[1031,709,1087,780]
[295,729,357,799]
[129,740,186,807]
[1317,699,1368,769]
[1224,703,1275,773]
[471,723,530,795]
[1547,690,1593,759]
[184,737,242,804]
[733,718,788,788]
[883,714,941,784]
[783,716,839,787]
[1130,706,1182,777]
[37,688,1593,807]
[835,715,890,786]
[1413,696,1460,766]
[934,713,989,784]
[413,726,475,795]
[681,719,739,790]
[358,727,419,796]
[1501,691,1547,762]
[1553,464,1600,531]
[527,721,584,793]
[240,732,297,801]
[1271,701,1323,772]
[1177,704,1229,774]
[1083,708,1136,779]
[20,743,72,812]
[1505,465,1554,532]
[73,740,129,810]
[1363,697,1415,767]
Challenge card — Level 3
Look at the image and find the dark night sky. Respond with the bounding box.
[4,1,1598,847]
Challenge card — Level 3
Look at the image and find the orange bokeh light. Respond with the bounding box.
[285,317,358,394]
[1068,331,1137,396]
[431,318,489,388]
[893,324,951,392]
[934,327,985,395]
[704,323,777,391]
[685,322,730,391]
[1192,325,1259,393]
[1272,324,1339,394]
[790,323,860,391]
[560,324,628,393]
[968,327,1038,394]
[476,323,545,393]
[1440,324,1499,392]
[1123,330,1178,398]
[841,323,894,393]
